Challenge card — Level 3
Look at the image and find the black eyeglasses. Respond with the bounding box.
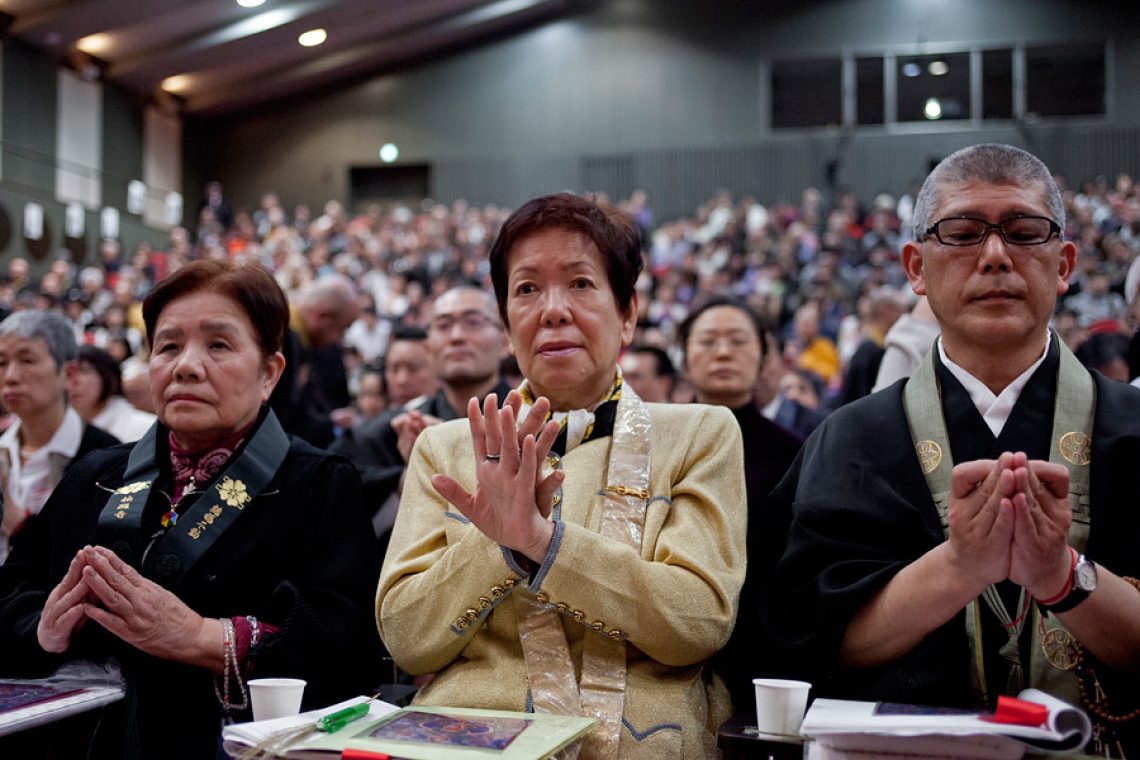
[920,215,1061,247]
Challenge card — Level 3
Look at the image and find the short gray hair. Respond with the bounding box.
[912,144,1064,240]
[0,310,77,369]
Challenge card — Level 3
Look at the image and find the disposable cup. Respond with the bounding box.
[249,677,307,722]
[753,678,811,736]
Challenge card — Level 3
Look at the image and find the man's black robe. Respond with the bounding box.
[768,341,1140,750]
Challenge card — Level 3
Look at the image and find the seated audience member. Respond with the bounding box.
[0,261,381,757]
[833,285,908,407]
[791,301,839,384]
[68,345,157,443]
[871,295,941,392]
[272,275,359,447]
[678,296,803,716]
[1074,331,1131,383]
[756,331,827,439]
[770,144,1140,757]
[383,325,438,409]
[0,312,119,564]
[354,362,388,421]
[332,287,511,548]
[778,368,823,411]
[618,344,676,403]
[378,194,745,757]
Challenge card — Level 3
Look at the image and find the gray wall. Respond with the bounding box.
[194,0,1140,220]
[0,39,169,272]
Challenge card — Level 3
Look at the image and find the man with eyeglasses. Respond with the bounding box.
[332,286,512,553]
[769,144,1140,757]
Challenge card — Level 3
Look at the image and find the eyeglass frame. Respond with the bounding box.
[919,215,1062,247]
[428,310,503,334]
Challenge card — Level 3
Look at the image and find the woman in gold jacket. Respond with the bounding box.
[377,193,746,758]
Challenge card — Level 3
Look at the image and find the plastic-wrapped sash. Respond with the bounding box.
[516,379,651,760]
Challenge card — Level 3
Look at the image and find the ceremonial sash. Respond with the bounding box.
[903,333,1094,706]
[515,375,651,760]
[96,409,290,590]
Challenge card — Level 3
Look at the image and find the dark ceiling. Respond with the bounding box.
[0,0,584,119]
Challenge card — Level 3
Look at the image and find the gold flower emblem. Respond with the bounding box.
[116,481,151,495]
[217,477,250,508]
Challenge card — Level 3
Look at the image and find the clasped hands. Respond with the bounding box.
[947,451,1073,601]
[38,545,213,666]
[431,391,563,564]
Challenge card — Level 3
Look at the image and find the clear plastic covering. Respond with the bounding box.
[514,375,653,759]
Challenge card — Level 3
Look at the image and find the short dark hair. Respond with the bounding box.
[389,325,429,344]
[77,345,122,404]
[142,260,289,358]
[677,296,769,361]
[627,344,676,381]
[488,193,642,324]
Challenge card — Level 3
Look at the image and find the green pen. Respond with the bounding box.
[317,701,372,733]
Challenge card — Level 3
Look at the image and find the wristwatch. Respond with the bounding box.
[1040,554,1098,614]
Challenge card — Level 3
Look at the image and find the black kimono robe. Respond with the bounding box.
[0,413,383,759]
[768,343,1140,751]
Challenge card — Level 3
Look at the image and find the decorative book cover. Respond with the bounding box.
[313,704,595,759]
[0,683,83,714]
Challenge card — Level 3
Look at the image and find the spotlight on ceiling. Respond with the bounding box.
[236,0,266,7]
[902,62,921,78]
[298,28,327,47]
[162,74,192,94]
[379,143,399,163]
[928,60,949,76]
[76,33,113,56]
[924,97,943,120]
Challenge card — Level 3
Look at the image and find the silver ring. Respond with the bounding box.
[484,453,501,462]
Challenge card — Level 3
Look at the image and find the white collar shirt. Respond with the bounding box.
[937,332,1051,438]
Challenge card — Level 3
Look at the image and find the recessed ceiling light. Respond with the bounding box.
[379,143,399,163]
[901,62,921,78]
[76,33,113,56]
[236,0,266,7]
[298,28,327,47]
[928,60,949,76]
[162,74,192,93]
[924,97,943,120]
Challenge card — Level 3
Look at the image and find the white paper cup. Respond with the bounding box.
[249,678,307,722]
[753,678,811,736]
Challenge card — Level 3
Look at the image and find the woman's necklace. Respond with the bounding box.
[160,476,196,527]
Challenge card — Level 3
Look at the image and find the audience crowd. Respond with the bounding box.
[1,170,1137,432]
[0,153,1139,757]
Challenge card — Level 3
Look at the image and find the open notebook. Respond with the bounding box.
[223,698,596,760]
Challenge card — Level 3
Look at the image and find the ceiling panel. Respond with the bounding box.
[0,0,582,118]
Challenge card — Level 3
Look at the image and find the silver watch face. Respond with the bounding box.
[1074,556,1098,592]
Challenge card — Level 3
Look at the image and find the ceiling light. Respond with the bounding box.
[236,0,266,6]
[162,74,192,93]
[298,28,327,47]
[902,62,921,78]
[928,60,949,76]
[924,98,943,120]
[379,143,399,163]
[76,33,113,56]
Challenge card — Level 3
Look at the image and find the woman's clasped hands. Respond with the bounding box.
[38,545,217,666]
[431,391,564,564]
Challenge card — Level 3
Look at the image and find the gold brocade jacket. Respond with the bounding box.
[377,403,747,758]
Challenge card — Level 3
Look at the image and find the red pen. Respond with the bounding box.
[340,750,391,760]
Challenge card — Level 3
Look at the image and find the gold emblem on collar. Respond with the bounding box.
[1058,432,1091,466]
[116,481,150,495]
[915,440,942,474]
[217,477,251,509]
